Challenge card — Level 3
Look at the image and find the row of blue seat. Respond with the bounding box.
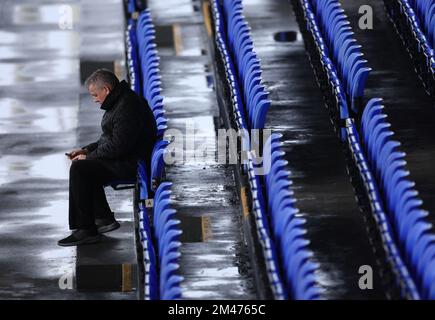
[212,0,321,300]
[311,0,372,115]
[345,118,420,299]
[135,11,167,137]
[127,6,169,195]
[294,0,422,298]
[126,10,168,196]
[212,9,247,132]
[408,0,435,50]
[126,23,142,95]
[211,0,287,300]
[361,98,435,299]
[223,0,271,130]
[384,0,435,95]
[246,151,287,299]
[126,10,161,299]
[293,0,350,138]
[138,202,159,299]
[138,183,183,300]
[152,182,183,300]
[262,134,321,300]
[302,0,435,298]
[126,2,183,300]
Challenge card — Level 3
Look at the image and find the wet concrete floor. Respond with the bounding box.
[243,0,386,299]
[0,0,136,299]
[148,0,256,300]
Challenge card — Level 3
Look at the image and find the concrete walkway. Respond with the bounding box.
[0,0,136,299]
[148,0,256,299]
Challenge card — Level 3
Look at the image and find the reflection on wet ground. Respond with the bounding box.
[0,31,79,61]
[0,59,78,86]
[0,101,77,134]
[0,154,70,186]
[149,0,256,300]
[0,0,134,299]
[11,3,79,26]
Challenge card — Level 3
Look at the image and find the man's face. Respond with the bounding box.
[88,83,110,105]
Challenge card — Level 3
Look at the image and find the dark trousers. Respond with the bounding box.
[68,159,134,230]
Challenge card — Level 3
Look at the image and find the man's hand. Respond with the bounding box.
[66,149,88,160]
[72,154,87,161]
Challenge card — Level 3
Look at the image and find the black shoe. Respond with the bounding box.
[58,229,101,247]
[95,216,120,234]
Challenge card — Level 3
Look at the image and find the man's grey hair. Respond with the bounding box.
[85,69,119,90]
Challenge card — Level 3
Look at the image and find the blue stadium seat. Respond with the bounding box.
[151,148,167,191]
[161,275,183,300]
[157,219,181,244]
[161,285,183,300]
[156,208,177,236]
[154,182,172,202]
[412,234,435,275]
[160,263,180,296]
[274,216,304,251]
[160,251,181,269]
[159,229,182,258]
[160,241,182,265]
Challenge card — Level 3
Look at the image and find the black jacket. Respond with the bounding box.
[83,80,157,178]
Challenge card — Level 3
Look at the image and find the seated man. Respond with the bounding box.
[58,69,157,246]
